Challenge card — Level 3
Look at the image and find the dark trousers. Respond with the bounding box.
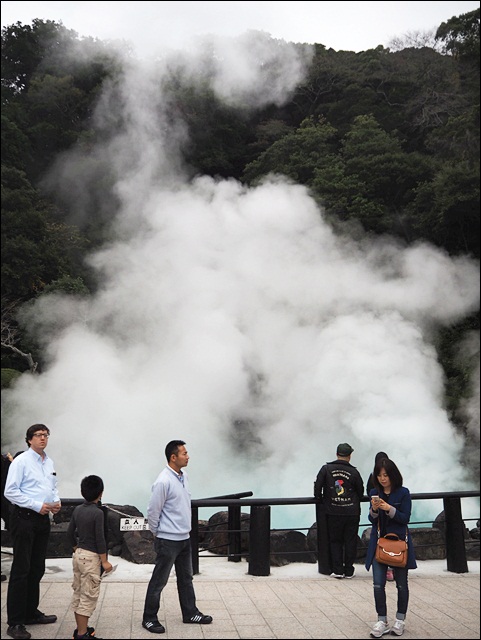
[327,514,360,577]
[7,507,50,625]
[143,537,197,622]
[372,559,409,618]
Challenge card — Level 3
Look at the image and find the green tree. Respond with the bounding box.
[410,161,480,257]
[1,19,80,95]
[1,165,89,299]
[435,8,480,65]
[329,115,431,237]
[243,115,339,186]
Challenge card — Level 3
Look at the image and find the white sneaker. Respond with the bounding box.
[370,620,390,637]
[330,572,344,579]
[391,619,405,636]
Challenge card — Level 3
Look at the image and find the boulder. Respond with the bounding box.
[197,519,209,546]
[433,511,470,538]
[121,530,156,564]
[270,530,316,566]
[409,527,446,560]
[467,519,480,560]
[53,503,77,524]
[47,522,73,557]
[203,510,250,555]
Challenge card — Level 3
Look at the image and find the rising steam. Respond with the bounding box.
[2,34,479,528]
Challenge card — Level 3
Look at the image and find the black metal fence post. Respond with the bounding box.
[443,496,468,573]
[248,505,271,576]
[228,505,241,562]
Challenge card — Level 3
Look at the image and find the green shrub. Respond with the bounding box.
[1,368,22,389]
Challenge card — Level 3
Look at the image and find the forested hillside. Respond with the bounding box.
[1,11,479,428]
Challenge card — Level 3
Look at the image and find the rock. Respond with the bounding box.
[203,510,250,555]
[121,530,156,564]
[433,511,470,538]
[47,522,73,557]
[466,540,480,560]
[109,544,123,556]
[433,511,446,532]
[270,530,316,566]
[469,526,480,540]
[409,527,446,560]
[198,519,209,546]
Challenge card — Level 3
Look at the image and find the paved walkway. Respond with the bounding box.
[1,552,479,639]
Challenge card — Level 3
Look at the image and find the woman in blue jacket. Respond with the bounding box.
[365,458,416,638]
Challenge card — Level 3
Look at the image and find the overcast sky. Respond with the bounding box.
[1,1,480,55]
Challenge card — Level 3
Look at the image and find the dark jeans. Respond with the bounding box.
[372,558,409,618]
[7,507,50,625]
[143,537,197,622]
[327,514,359,576]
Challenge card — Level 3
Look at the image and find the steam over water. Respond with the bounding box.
[2,34,479,528]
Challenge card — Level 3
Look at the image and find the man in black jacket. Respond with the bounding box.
[314,443,364,579]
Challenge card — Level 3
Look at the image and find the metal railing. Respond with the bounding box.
[190,491,480,576]
[42,491,479,576]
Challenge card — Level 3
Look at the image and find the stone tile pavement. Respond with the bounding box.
[1,552,479,639]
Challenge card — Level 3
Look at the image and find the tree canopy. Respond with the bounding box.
[1,16,479,420]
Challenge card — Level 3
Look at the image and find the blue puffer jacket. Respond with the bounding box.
[365,486,417,571]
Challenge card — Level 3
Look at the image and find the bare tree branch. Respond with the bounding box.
[1,298,38,373]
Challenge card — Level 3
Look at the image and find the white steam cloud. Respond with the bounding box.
[2,34,479,529]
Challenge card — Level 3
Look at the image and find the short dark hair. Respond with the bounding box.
[165,440,186,462]
[25,424,50,447]
[373,458,403,492]
[80,475,104,502]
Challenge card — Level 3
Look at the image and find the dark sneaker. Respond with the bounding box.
[73,628,98,638]
[25,612,57,625]
[142,620,165,634]
[7,626,31,640]
[183,613,213,624]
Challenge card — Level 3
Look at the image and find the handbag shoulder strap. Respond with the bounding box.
[378,520,409,542]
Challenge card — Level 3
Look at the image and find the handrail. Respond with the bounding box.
[191,491,480,507]
[190,490,479,576]
[52,491,479,576]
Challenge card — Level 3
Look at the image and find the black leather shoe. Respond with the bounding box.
[25,612,57,625]
[7,625,31,640]
[183,613,213,624]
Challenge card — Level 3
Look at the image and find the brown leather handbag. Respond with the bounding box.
[375,524,408,568]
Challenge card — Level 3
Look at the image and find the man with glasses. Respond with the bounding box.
[4,424,61,640]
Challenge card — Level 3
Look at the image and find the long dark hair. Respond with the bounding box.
[373,458,403,492]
